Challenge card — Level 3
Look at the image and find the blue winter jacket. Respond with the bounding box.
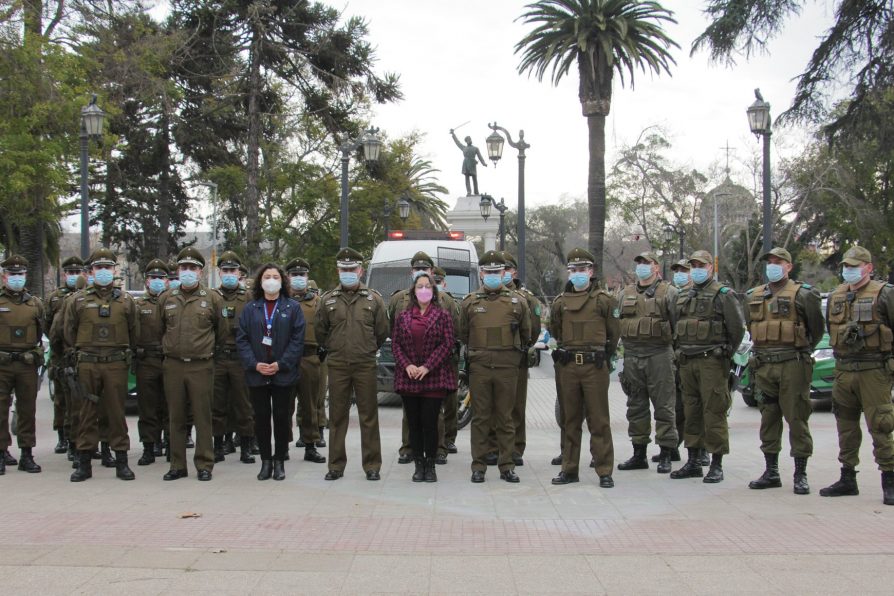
[236,294,305,387]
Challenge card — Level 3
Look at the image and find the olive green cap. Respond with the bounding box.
[2,254,28,273]
[89,248,117,267]
[688,250,713,265]
[410,251,434,268]
[842,245,872,266]
[61,256,85,270]
[566,247,595,266]
[167,261,178,279]
[670,259,690,272]
[144,258,169,276]
[760,247,792,263]
[285,257,310,274]
[238,263,249,276]
[634,252,659,264]
[478,250,505,272]
[502,251,518,269]
[308,279,318,290]
[433,266,447,279]
[336,247,363,268]
[177,246,205,268]
[218,250,242,268]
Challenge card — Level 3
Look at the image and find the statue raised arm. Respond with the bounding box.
[450,129,487,196]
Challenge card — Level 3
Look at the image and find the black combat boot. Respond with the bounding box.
[223,432,235,454]
[398,452,413,464]
[670,448,704,479]
[70,451,92,482]
[18,447,41,473]
[3,450,16,465]
[749,452,782,489]
[272,459,285,481]
[304,446,326,463]
[240,436,256,464]
[696,448,711,466]
[883,471,894,506]
[617,443,649,471]
[820,467,859,497]
[412,458,425,482]
[54,429,68,454]
[424,457,437,482]
[0,453,5,475]
[186,426,195,449]
[153,436,163,457]
[653,448,681,463]
[656,447,673,474]
[793,457,810,495]
[316,427,326,448]
[257,460,273,481]
[213,436,226,463]
[250,437,260,455]
[100,442,116,468]
[704,453,724,483]
[67,441,77,462]
[138,442,155,466]
[115,451,135,481]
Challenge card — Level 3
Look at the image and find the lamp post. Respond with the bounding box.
[381,199,393,239]
[339,127,382,248]
[398,194,411,222]
[198,181,219,287]
[662,222,686,260]
[479,194,508,250]
[79,95,105,260]
[486,122,529,284]
[747,89,772,261]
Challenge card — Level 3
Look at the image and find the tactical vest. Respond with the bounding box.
[297,292,320,346]
[747,280,810,349]
[557,288,609,350]
[0,290,41,350]
[618,281,672,344]
[74,288,131,349]
[465,291,524,350]
[674,281,728,347]
[135,295,164,348]
[827,280,894,357]
[215,287,248,346]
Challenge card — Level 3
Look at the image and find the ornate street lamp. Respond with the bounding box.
[79,95,105,259]
[478,194,507,250]
[398,194,411,222]
[486,122,530,284]
[339,127,382,248]
[747,89,772,262]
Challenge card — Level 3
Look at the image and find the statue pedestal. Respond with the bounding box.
[445,195,498,252]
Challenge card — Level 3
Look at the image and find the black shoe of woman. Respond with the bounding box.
[257,460,273,481]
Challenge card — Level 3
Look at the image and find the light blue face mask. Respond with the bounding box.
[569,272,590,289]
[672,272,689,287]
[148,278,167,295]
[339,272,359,287]
[179,270,199,288]
[169,279,180,290]
[290,275,307,291]
[842,266,863,285]
[220,273,239,289]
[690,268,710,284]
[93,269,114,286]
[412,269,428,280]
[502,271,514,286]
[635,263,653,281]
[482,274,502,290]
[65,274,79,289]
[6,274,26,292]
[766,263,785,283]
[87,275,94,286]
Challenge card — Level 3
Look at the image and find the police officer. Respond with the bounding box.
[0,256,45,475]
[285,257,326,464]
[434,266,461,456]
[550,248,619,487]
[213,251,255,465]
[820,246,894,505]
[134,259,170,466]
[745,247,824,494]
[670,250,745,483]
[617,252,679,474]
[45,256,85,455]
[308,279,328,442]
[159,247,222,481]
[460,251,531,483]
[65,248,138,482]
[315,248,389,480]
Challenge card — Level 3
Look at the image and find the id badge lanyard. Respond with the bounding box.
[263,302,278,347]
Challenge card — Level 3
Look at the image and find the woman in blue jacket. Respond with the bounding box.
[237,263,305,481]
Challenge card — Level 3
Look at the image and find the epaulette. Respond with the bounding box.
[368,288,382,297]
[171,289,180,296]
[390,288,403,297]
[112,288,122,299]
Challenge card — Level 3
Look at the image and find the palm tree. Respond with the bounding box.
[516,0,677,276]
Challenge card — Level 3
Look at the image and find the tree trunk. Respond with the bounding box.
[156,93,173,262]
[22,0,45,297]
[244,28,262,266]
[587,113,607,279]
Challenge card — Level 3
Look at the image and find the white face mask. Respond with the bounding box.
[261,279,281,294]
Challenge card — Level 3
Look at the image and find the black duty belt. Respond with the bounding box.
[168,355,213,363]
[835,359,886,372]
[677,347,727,364]
[755,351,805,364]
[552,348,605,367]
[78,351,128,364]
[136,347,164,359]
[216,347,240,360]
[0,350,39,364]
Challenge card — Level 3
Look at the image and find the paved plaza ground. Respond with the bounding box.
[2,359,893,594]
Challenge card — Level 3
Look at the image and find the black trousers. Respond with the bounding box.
[402,394,443,460]
[249,384,292,461]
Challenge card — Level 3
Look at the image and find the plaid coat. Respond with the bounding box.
[392,304,457,394]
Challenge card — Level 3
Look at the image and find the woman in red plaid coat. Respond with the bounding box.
[391,273,457,482]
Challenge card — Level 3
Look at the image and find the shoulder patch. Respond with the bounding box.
[719,287,730,294]
[534,305,541,316]
[368,288,382,297]
[801,283,812,290]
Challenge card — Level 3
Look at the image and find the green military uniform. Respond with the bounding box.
[134,259,169,466]
[0,255,45,475]
[212,251,255,463]
[820,246,894,505]
[159,247,222,480]
[745,247,824,494]
[64,249,138,481]
[617,252,679,473]
[436,272,462,455]
[286,257,326,462]
[671,250,745,484]
[309,279,328,430]
[668,259,693,458]
[45,256,84,453]
[315,248,389,479]
[460,251,531,482]
[549,248,619,486]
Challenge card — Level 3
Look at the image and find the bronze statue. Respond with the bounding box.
[450,129,487,196]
